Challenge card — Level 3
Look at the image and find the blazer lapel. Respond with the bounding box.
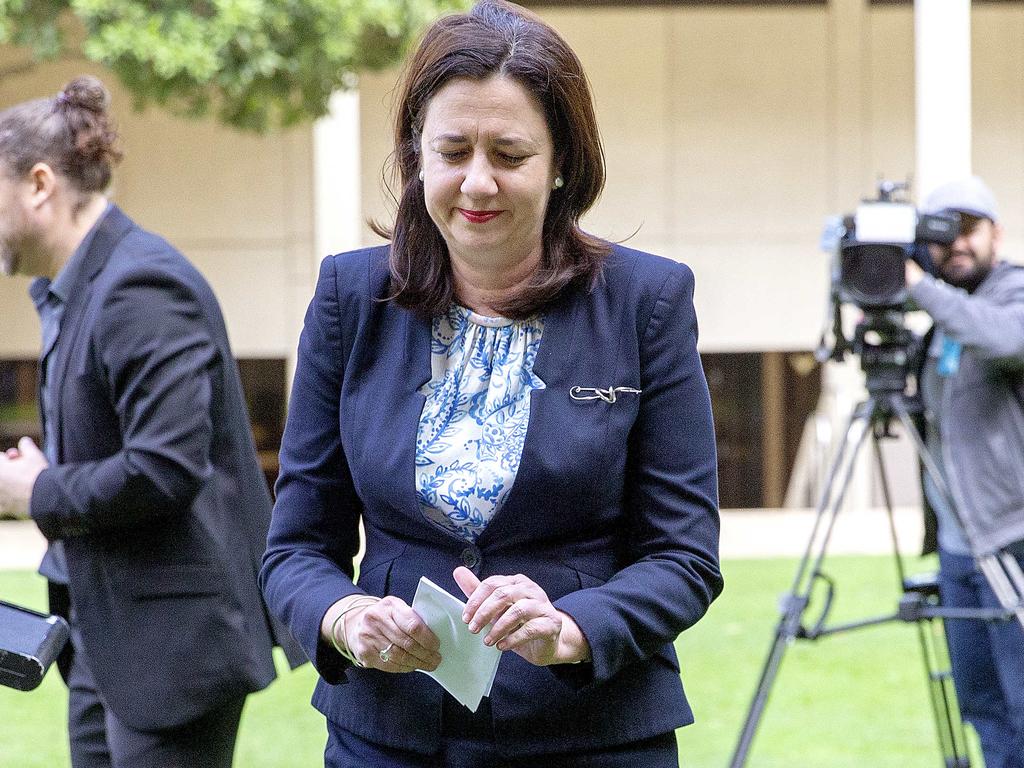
[476,285,583,547]
[400,309,433,513]
[373,306,456,541]
[48,206,135,461]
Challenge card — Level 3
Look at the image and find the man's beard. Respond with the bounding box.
[0,219,39,277]
[0,242,19,277]
[0,208,32,277]
[939,248,995,293]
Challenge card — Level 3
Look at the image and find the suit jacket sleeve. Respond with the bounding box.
[30,271,218,539]
[260,255,365,682]
[553,262,723,683]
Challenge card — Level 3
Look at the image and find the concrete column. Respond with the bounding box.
[288,90,363,382]
[915,0,972,199]
[803,0,873,514]
[827,0,870,209]
[313,90,363,270]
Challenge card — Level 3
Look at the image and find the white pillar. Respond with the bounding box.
[313,90,363,271]
[915,0,972,200]
[287,89,363,384]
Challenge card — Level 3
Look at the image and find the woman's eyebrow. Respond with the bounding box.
[492,136,537,149]
[429,133,537,149]
[431,133,469,144]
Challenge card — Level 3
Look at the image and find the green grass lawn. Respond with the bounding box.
[0,556,981,767]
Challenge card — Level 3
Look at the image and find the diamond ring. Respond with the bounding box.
[379,643,395,663]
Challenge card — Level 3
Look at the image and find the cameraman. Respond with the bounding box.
[906,176,1024,768]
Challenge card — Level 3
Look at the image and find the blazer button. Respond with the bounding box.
[461,548,480,569]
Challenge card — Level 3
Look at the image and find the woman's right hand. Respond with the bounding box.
[323,595,442,673]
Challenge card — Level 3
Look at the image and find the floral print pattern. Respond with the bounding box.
[415,305,545,542]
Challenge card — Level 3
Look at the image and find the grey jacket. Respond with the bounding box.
[911,260,1024,555]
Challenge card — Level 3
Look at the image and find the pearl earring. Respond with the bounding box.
[418,169,424,182]
[553,176,564,190]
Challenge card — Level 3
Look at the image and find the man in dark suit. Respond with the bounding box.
[0,77,301,768]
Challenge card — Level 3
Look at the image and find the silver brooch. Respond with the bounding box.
[569,386,642,404]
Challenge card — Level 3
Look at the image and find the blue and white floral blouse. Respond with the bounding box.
[415,305,545,542]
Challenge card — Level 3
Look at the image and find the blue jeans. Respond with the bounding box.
[939,548,1024,768]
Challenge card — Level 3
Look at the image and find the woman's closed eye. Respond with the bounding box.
[498,153,528,167]
[438,149,469,162]
[434,149,530,167]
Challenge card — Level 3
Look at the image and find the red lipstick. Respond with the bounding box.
[458,209,503,224]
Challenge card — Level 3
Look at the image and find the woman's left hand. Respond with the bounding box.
[453,566,591,666]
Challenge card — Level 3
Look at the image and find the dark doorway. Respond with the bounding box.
[701,351,821,509]
[0,357,288,501]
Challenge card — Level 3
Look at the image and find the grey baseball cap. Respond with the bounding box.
[922,175,999,221]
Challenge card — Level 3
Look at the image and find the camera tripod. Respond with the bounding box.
[729,385,1024,768]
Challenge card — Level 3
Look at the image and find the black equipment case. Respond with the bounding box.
[0,599,70,691]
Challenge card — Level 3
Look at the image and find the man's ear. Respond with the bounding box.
[992,220,1006,256]
[26,162,57,210]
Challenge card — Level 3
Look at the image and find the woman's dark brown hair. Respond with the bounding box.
[379,0,608,318]
[0,75,122,204]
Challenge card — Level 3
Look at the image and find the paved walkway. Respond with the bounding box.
[0,507,924,571]
[719,506,924,558]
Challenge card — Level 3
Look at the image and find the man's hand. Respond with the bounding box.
[0,437,48,518]
[906,258,926,289]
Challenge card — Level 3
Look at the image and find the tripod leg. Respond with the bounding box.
[976,554,1024,630]
[917,616,972,768]
[728,399,876,768]
[997,550,1024,605]
[871,435,908,588]
[886,395,1024,630]
[873,401,970,766]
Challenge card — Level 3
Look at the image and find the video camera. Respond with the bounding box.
[834,180,959,309]
[818,180,961,394]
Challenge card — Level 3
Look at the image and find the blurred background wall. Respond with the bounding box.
[2,0,1022,509]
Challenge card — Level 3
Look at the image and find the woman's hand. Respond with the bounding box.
[322,595,442,673]
[453,567,591,666]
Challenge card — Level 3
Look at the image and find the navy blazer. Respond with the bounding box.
[261,243,722,756]
[29,206,302,731]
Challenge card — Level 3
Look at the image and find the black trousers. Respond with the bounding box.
[55,585,246,768]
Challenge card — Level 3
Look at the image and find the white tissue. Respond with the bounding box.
[411,576,502,712]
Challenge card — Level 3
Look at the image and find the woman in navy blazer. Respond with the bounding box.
[261,2,723,765]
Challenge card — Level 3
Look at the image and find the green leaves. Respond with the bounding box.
[0,0,67,58]
[2,0,469,131]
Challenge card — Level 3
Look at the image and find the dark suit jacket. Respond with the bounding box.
[29,206,302,732]
[261,243,723,756]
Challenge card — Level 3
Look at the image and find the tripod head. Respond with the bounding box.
[853,310,920,398]
[818,302,924,434]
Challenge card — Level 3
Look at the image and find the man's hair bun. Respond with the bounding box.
[55,75,123,189]
[58,76,111,116]
[0,74,123,194]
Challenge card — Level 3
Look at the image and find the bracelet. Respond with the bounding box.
[329,597,380,667]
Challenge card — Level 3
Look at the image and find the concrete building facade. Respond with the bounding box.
[2,0,1022,509]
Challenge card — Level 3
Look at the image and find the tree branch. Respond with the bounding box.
[0,52,89,81]
[0,59,41,79]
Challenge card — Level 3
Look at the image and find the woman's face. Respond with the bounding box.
[419,75,557,272]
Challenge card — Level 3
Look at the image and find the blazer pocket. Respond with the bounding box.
[127,564,223,599]
[355,545,406,597]
[565,557,610,593]
[569,569,606,593]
